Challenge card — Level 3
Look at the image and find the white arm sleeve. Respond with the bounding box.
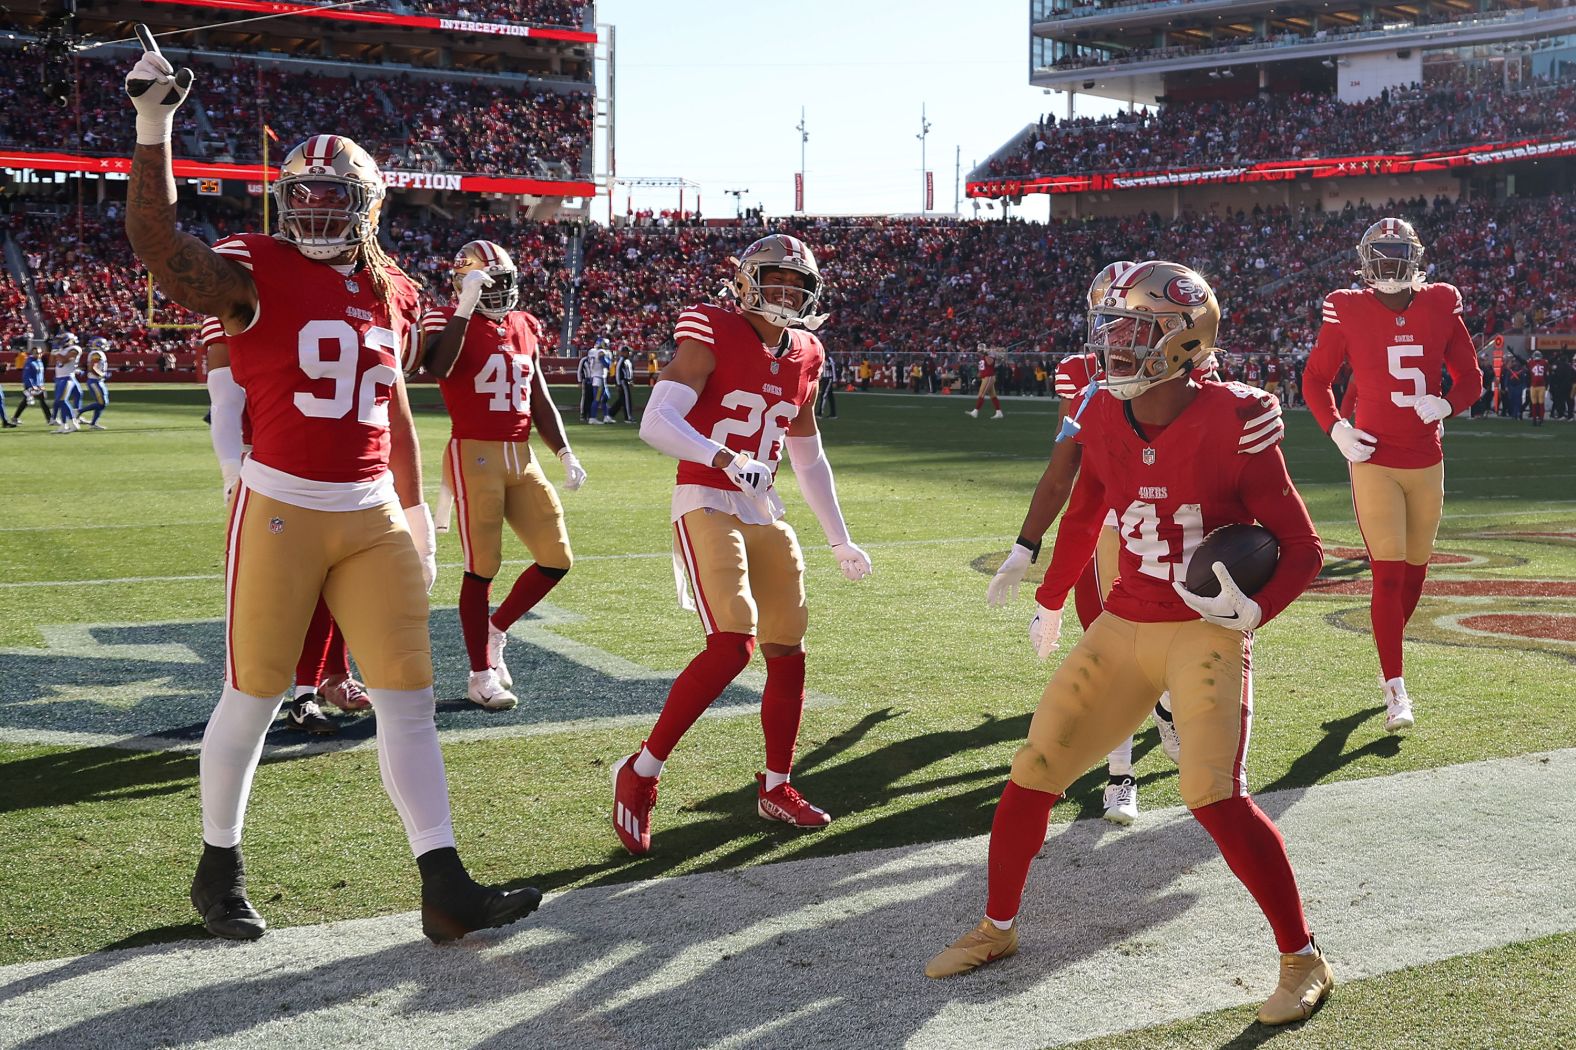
[207,366,246,472]
[640,380,728,467]
[785,433,851,547]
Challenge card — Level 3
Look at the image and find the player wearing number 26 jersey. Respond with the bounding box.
[421,239,585,712]
[930,261,1333,1028]
[1302,217,1481,731]
[609,234,872,856]
[125,87,536,945]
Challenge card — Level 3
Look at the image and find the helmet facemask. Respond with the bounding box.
[730,235,829,331]
[468,268,519,319]
[1088,261,1219,401]
[1357,218,1425,295]
[273,176,380,261]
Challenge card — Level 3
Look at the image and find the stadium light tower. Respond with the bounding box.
[916,103,932,213]
[727,187,750,220]
[796,107,808,213]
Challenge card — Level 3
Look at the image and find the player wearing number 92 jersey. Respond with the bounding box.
[1301,217,1481,730]
[420,238,585,713]
[609,234,873,858]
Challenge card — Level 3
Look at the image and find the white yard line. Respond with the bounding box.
[1,749,1572,1050]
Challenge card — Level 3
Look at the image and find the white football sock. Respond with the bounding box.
[1157,690,1173,715]
[293,684,316,700]
[1107,736,1134,777]
[633,746,664,779]
[764,769,790,792]
[371,687,456,857]
[986,915,1015,931]
[1294,940,1316,955]
[199,685,284,847]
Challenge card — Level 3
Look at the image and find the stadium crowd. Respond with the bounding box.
[400,0,588,27]
[982,79,1576,180]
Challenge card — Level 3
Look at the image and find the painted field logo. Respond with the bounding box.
[0,604,794,753]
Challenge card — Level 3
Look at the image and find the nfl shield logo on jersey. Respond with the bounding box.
[1142,448,1157,465]
[345,278,360,294]
[269,517,285,534]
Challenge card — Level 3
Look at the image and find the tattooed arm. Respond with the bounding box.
[125,142,258,333]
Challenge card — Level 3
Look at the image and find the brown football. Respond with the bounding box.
[1185,524,1279,598]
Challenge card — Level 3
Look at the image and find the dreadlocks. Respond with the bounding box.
[362,234,410,318]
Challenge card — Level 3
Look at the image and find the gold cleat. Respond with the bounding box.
[924,918,1018,978]
[1258,941,1335,1025]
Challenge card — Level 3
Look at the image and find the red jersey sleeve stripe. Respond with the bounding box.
[1240,424,1285,454]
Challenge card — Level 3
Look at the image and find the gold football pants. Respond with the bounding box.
[1349,459,1444,565]
[673,508,807,645]
[443,437,572,579]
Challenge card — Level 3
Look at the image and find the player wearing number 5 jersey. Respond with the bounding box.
[125,44,538,945]
[610,234,872,855]
[422,239,585,712]
[929,262,1334,1027]
[1302,218,1481,732]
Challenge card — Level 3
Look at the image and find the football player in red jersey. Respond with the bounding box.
[1527,350,1548,427]
[987,262,1180,827]
[929,262,1334,1027]
[610,234,872,854]
[125,45,537,943]
[968,346,1004,419]
[203,319,371,735]
[1302,218,1481,732]
[420,240,586,711]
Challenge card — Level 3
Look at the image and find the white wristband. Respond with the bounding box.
[136,113,175,146]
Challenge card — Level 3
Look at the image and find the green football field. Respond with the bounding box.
[0,385,1572,1047]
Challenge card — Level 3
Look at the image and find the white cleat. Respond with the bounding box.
[487,623,513,688]
[467,668,518,711]
[1381,676,1414,732]
[1153,700,1181,764]
[966,408,979,418]
[88,422,106,430]
[1102,775,1138,825]
[992,410,1005,419]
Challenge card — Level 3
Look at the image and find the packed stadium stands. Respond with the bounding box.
[401,0,590,26]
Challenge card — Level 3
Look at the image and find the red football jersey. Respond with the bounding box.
[1054,352,1100,401]
[1304,283,1481,469]
[1036,381,1321,626]
[1530,359,1549,385]
[217,235,421,484]
[1265,357,1283,382]
[671,304,823,491]
[423,305,543,442]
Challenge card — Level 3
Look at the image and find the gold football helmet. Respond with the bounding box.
[1357,217,1425,294]
[272,135,386,260]
[1087,260,1220,401]
[730,234,828,331]
[1086,260,1137,308]
[452,239,520,319]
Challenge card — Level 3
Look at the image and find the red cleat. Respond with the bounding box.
[756,773,832,828]
[611,750,659,855]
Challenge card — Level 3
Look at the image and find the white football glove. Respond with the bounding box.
[1028,603,1063,660]
[220,459,240,507]
[1172,562,1263,633]
[987,542,1037,608]
[124,52,194,146]
[1407,394,1453,425]
[724,453,774,500]
[557,447,586,491]
[404,504,437,594]
[830,541,872,582]
[1330,419,1377,463]
[453,270,494,319]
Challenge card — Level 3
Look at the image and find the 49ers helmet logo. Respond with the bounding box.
[1164,275,1209,307]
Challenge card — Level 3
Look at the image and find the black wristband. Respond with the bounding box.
[1016,535,1042,563]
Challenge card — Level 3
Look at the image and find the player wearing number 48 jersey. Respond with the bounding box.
[610,234,872,855]
[1302,218,1481,732]
[125,42,538,946]
[930,261,1334,1028]
[421,239,585,711]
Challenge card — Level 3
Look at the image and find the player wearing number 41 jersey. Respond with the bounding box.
[1302,218,1481,732]
[930,261,1334,1028]
[610,234,872,855]
[421,239,585,712]
[125,43,538,947]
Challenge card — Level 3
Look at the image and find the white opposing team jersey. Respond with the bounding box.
[54,350,80,379]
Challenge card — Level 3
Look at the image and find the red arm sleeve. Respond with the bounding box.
[1033,463,1108,611]
[1338,379,1358,420]
[1302,309,1346,434]
[1235,447,1322,626]
[1443,315,1483,415]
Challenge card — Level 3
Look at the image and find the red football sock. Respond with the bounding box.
[985,780,1060,923]
[295,596,334,688]
[459,572,493,673]
[646,632,756,761]
[991,396,1002,411]
[1191,795,1310,954]
[1369,559,1407,681]
[974,394,985,411]
[322,619,348,680]
[491,565,561,632]
[761,651,807,773]
[1401,561,1429,624]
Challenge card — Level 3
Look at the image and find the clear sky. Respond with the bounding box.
[596,0,1123,221]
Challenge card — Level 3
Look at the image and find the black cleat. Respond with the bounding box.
[287,695,337,735]
[191,843,267,940]
[417,846,541,944]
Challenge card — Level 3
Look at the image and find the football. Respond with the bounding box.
[1185,523,1280,598]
